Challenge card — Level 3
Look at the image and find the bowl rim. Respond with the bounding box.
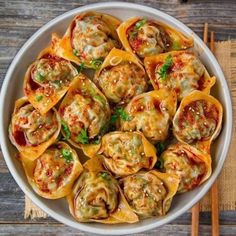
[0,2,233,235]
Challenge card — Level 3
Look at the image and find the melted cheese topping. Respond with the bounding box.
[162,145,206,192]
[100,132,153,176]
[97,62,147,104]
[154,52,205,100]
[121,95,170,143]
[33,146,74,194]
[121,172,167,218]
[127,21,170,58]
[11,103,58,146]
[72,15,119,63]
[174,100,218,143]
[73,171,119,221]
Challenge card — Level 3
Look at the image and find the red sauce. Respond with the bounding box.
[197,75,205,91]
[152,99,161,112]
[13,130,27,146]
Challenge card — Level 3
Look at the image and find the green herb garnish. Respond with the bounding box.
[61,121,71,140]
[35,73,44,82]
[91,58,103,70]
[61,148,73,163]
[155,157,164,170]
[111,107,130,124]
[135,18,147,30]
[77,62,84,73]
[35,95,43,102]
[76,128,89,144]
[100,172,109,180]
[73,49,79,57]
[158,55,173,80]
[155,142,166,156]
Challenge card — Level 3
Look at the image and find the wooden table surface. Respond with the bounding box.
[1,0,236,235]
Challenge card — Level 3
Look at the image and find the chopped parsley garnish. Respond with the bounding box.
[172,41,181,50]
[155,157,164,170]
[158,55,173,80]
[73,49,79,57]
[155,142,166,156]
[135,18,147,30]
[61,148,73,163]
[77,62,84,73]
[61,121,71,140]
[35,95,43,102]
[91,58,103,70]
[100,172,110,180]
[76,128,89,144]
[111,107,130,124]
[35,73,44,82]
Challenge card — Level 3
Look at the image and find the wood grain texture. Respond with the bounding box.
[1,0,236,235]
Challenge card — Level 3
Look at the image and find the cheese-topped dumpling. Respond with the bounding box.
[94,48,147,105]
[144,51,216,101]
[24,47,78,114]
[67,158,138,223]
[22,142,83,199]
[120,170,179,218]
[52,12,121,68]
[120,89,177,143]
[117,17,193,59]
[98,131,157,176]
[173,91,223,153]
[9,97,60,160]
[58,74,110,149]
[160,143,211,193]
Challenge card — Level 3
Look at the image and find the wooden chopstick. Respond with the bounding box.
[191,22,209,236]
[210,31,220,236]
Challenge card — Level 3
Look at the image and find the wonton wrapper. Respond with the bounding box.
[120,89,177,143]
[120,170,180,219]
[161,142,212,193]
[52,12,121,68]
[144,51,215,101]
[173,90,223,153]
[67,157,138,223]
[96,131,157,177]
[24,46,78,114]
[94,48,147,104]
[9,97,61,160]
[22,141,83,199]
[117,17,193,59]
[58,74,110,156]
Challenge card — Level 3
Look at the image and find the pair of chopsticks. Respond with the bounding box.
[191,23,219,236]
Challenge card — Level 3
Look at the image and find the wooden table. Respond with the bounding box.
[1,0,236,235]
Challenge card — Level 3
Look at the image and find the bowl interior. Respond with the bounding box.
[0,2,232,235]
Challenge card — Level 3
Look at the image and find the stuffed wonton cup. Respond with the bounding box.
[96,131,157,177]
[117,17,193,59]
[173,90,223,153]
[52,12,121,69]
[23,46,78,114]
[22,141,83,199]
[67,157,139,223]
[120,170,180,219]
[58,74,110,156]
[144,51,216,101]
[160,142,211,193]
[9,97,61,160]
[120,89,177,143]
[94,48,147,105]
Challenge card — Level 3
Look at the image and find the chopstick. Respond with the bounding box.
[191,22,209,236]
[210,31,220,236]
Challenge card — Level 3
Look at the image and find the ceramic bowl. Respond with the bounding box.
[0,2,232,235]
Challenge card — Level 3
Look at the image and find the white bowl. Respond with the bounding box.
[0,2,232,235]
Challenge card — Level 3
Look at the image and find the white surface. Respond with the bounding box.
[0,2,232,235]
